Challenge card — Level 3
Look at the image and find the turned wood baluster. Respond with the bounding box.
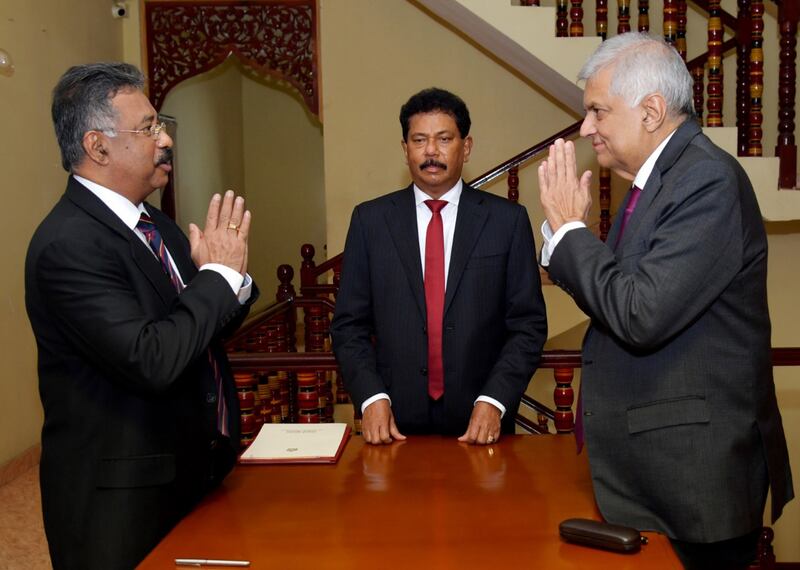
[638,0,650,32]
[618,0,631,34]
[737,0,752,155]
[663,0,677,47]
[693,66,706,125]
[553,367,576,434]
[276,264,297,352]
[748,0,765,155]
[756,527,776,568]
[300,243,316,292]
[593,0,610,226]
[676,0,688,61]
[776,0,798,187]
[706,0,724,127]
[596,0,608,39]
[507,166,519,203]
[557,0,569,37]
[570,0,584,37]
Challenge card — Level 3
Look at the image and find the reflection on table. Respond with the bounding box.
[139,434,681,569]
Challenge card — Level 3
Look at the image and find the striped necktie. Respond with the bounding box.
[137,212,229,437]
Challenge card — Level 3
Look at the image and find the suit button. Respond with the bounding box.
[206,393,217,403]
[420,367,428,376]
[423,326,427,334]
[445,324,455,331]
[584,412,593,417]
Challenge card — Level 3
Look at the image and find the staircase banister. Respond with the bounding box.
[301,251,343,286]
[228,351,339,372]
[686,36,739,70]
[772,347,800,365]
[226,298,294,344]
[294,296,338,313]
[469,119,583,188]
[520,393,556,421]
[690,0,740,30]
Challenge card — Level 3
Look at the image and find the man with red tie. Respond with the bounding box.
[26,62,258,569]
[332,88,547,445]
[537,33,793,568]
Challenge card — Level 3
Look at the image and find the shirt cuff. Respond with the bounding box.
[540,220,586,266]
[361,393,391,414]
[475,395,506,418]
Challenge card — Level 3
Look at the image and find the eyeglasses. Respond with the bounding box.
[102,122,167,140]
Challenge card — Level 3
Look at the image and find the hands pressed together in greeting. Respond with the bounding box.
[189,190,250,276]
[538,138,593,232]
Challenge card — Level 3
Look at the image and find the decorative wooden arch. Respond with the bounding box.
[143,0,319,116]
[142,0,319,218]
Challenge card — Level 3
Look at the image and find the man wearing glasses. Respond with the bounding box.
[25,62,258,570]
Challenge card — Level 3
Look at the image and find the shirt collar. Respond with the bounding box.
[73,174,147,230]
[413,179,463,207]
[633,129,677,190]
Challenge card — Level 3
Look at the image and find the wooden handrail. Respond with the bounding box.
[686,37,739,70]
[228,298,294,341]
[469,120,583,188]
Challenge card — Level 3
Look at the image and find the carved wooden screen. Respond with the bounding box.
[143,0,319,116]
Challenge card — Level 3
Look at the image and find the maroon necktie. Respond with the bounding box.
[614,185,643,248]
[424,200,447,400]
[137,213,229,437]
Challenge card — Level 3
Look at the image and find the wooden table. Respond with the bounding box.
[139,435,681,569]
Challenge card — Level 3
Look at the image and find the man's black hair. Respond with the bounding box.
[399,88,471,140]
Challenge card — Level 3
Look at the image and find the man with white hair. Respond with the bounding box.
[538,33,793,568]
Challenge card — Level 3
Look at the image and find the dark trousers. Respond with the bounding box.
[670,528,761,570]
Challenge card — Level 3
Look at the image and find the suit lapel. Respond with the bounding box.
[613,120,701,249]
[384,186,426,320]
[444,185,488,315]
[65,177,178,304]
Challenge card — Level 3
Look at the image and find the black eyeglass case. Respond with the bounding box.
[559,518,646,553]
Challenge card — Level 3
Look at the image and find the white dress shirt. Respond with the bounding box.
[362,180,506,418]
[540,130,677,266]
[73,175,252,303]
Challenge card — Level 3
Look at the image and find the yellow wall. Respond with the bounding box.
[0,0,124,464]
[242,75,326,295]
[161,59,246,230]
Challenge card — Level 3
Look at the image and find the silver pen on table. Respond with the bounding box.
[175,559,250,567]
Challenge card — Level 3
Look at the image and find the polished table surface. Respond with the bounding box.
[139,434,681,569]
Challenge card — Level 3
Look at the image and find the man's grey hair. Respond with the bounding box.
[51,62,145,171]
[578,32,694,118]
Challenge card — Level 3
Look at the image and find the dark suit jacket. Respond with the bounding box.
[548,120,794,543]
[331,183,547,434]
[25,176,258,570]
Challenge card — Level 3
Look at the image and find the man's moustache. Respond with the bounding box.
[156,148,173,166]
[420,160,446,170]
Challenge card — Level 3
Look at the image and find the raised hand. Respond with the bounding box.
[189,190,250,275]
[538,138,593,232]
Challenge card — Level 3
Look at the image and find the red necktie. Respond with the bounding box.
[614,185,642,248]
[137,213,229,437]
[424,200,447,400]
